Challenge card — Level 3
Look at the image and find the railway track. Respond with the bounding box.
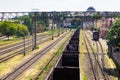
[0,36,7,40]
[0,32,69,80]
[0,34,48,55]
[83,31,109,80]
[86,30,116,79]
[95,41,110,79]
[83,31,97,80]
[45,28,80,80]
[33,32,72,80]
[0,36,51,63]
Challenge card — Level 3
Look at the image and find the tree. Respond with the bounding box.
[16,24,29,37]
[106,20,120,48]
[71,19,81,28]
[19,15,32,34]
[111,12,120,18]
[0,21,17,39]
[40,12,49,29]
[37,20,46,32]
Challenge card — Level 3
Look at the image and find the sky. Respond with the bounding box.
[0,0,120,12]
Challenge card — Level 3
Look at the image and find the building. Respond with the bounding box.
[63,18,72,27]
[87,6,96,12]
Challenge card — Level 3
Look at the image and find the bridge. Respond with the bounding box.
[0,11,119,21]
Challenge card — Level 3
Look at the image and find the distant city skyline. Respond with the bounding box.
[0,0,120,12]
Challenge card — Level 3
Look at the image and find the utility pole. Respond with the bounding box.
[31,10,39,50]
[34,12,37,50]
[20,21,26,56]
[52,18,54,40]
[51,12,56,40]
[23,35,25,56]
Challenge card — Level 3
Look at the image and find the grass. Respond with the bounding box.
[80,54,88,80]
[0,31,48,47]
[47,28,59,36]
[35,33,71,80]
[105,56,118,80]
[84,31,97,53]
[0,36,52,60]
[0,35,61,78]
[0,38,22,47]
[47,28,68,36]
[17,31,72,80]
[44,44,65,72]
[80,30,89,80]
[83,30,93,53]
[0,31,69,78]
[0,29,65,48]
[82,72,88,80]
[80,30,87,54]
[0,54,24,77]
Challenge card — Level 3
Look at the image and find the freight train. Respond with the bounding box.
[46,28,80,80]
[93,30,99,41]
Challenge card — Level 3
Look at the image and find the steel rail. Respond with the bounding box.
[0,36,51,63]
[85,31,109,80]
[34,32,73,80]
[83,31,97,80]
[1,32,69,80]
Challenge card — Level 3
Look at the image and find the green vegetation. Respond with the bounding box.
[39,12,49,28]
[37,20,46,32]
[82,72,88,80]
[0,38,22,46]
[16,24,29,37]
[47,28,61,36]
[106,20,120,48]
[19,15,32,34]
[18,14,49,34]
[71,18,81,28]
[34,32,71,80]
[0,21,17,39]
[0,20,29,39]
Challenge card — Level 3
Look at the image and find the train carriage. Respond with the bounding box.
[93,31,99,41]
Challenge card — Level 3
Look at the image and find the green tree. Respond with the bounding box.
[0,21,17,39]
[19,15,32,34]
[71,19,81,28]
[111,12,120,18]
[16,24,29,37]
[40,12,49,29]
[37,20,46,32]
[106,20,120,48]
